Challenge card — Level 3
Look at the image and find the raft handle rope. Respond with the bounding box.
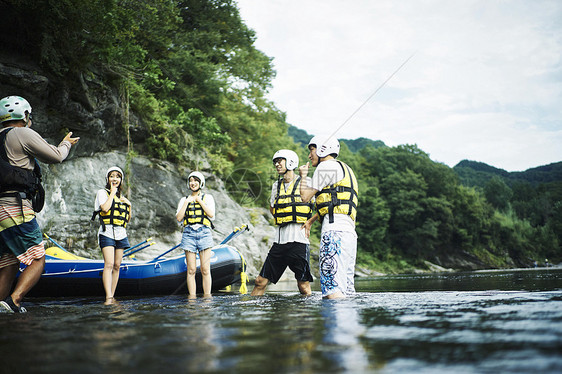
[28,260,155,276]
[41,229,250,293]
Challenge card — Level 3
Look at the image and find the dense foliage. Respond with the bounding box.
[2,0,294,201]
[454,160,562,267]
[289,124,561,271]
[353,146,561,271]
[2,0,559,271]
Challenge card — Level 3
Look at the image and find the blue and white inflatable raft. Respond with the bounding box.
[21,244,245,297]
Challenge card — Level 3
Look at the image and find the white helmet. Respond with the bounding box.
[272,149,299,171]
[106,166,124,184]
[188,171,205,189]
[308,135,340,158]
[0,96,32,124]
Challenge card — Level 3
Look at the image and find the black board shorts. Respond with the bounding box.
[259,241,314,284]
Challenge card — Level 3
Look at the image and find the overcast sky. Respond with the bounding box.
[236,0,562,171]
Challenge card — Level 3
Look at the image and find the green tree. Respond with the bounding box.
[356,180,390,258]
[484,176,513,212]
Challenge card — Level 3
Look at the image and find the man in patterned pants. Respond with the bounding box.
[299,135,359,299]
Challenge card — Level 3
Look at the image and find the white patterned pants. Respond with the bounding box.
[319,230,357,297]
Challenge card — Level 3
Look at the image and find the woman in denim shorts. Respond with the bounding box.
[175,171,215,298]
[93,166,132,305]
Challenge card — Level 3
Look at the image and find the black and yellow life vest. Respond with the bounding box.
[272,176,313,226]
[92,190,130,229]
[0,127,45,213]
[183,193,214,228]
[315,161,358,224]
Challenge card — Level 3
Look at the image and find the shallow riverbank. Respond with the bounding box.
[3,269,560,374]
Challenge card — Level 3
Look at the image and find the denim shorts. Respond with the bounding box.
[98,235,131,250]
[180,225,214,253]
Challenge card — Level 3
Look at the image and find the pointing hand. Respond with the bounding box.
[63,132,80,145]
[299,162,309,177]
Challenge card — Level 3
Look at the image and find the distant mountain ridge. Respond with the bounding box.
[288,125,386,152]
[454,159,562,188]
[288,125,562,188]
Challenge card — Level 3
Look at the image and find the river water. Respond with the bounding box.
[1,268,561,374]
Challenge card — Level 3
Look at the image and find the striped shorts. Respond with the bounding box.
[0,204,45,268]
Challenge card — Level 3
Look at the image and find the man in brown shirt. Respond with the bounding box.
[0,96,79,313]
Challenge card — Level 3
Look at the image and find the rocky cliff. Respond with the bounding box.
[1,55,275,277]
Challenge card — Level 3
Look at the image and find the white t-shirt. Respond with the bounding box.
[270,176,312,245]
[94,189,128,240]
[309,159,357,235]
[176,193,216,230]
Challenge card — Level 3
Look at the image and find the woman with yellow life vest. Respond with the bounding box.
[175,171,215,298]
[299,135,359,300]
[251,149,315,296]
[93,166,132,305]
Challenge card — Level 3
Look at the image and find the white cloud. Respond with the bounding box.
[237,0,562,171]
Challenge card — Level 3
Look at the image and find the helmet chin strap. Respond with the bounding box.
[282,167,296,182]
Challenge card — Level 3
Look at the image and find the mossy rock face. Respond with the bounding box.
[0,60,275,277]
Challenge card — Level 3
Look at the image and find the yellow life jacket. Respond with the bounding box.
[98,190,131,228]
[272,176,313,226]
[183,193,214,228]
[315,161,359,224]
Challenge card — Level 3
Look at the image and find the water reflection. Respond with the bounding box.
[356,268,562,292]
[358,290,562,373]
[1,269,561,373]
[220,295,322,372]
[320,298,372,372]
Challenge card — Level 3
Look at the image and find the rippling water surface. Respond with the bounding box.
[1,269,561,374]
